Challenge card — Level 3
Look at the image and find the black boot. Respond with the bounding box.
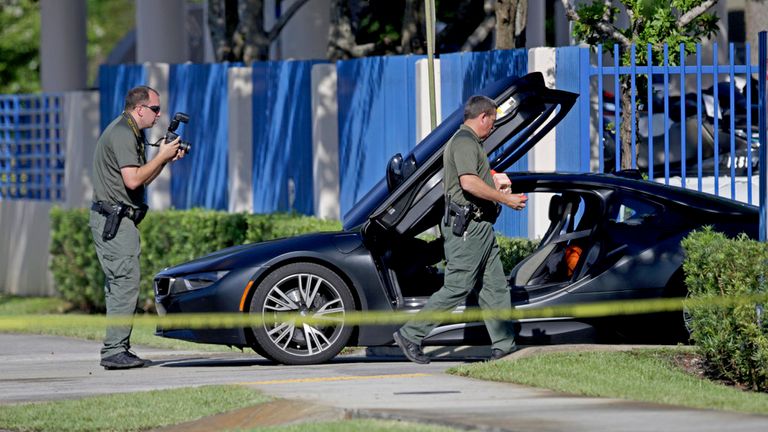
[393,330,430,364]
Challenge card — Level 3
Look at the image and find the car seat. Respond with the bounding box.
[509,194,580,286]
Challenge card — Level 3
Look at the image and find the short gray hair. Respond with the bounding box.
[463,95,496,121]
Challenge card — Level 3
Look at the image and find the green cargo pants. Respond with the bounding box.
[399,218,517,353]
[89,210,141,359]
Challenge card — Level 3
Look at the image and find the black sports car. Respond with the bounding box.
[153,73,759,365]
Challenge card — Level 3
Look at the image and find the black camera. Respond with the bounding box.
[165,112,191,153]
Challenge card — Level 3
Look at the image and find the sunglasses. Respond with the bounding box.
[141,104,161,114]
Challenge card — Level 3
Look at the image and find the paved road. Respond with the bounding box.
[2,333,768,432]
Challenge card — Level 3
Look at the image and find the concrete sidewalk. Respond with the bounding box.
[1,334,767,432]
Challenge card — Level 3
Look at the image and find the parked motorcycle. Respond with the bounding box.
[601,77,760,177]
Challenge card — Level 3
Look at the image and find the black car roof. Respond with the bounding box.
[507,171,760,217]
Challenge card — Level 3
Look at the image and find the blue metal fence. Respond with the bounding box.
[251,60,323,215]
[581,34,767,241]
[584,42,763,201]
[98,64,147,131]
[0,94,65,201]
[337,55,423,219]
[169,63,233,210]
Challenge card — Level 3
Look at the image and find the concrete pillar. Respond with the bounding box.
[136,0,189,63]
[415,59,442,142]
[527,48,557,240]
[63,91,101,209]
[143,63,172,210]
[526,0,545,48]
[311,64,340,220]
[228,67,254,213]
[40,0,87,92]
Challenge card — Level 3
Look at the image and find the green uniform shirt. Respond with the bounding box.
[443,124,496,216]
[92,113,147,207]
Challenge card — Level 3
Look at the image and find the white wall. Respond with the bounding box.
[0,201,56,296]
[136,0,190,63]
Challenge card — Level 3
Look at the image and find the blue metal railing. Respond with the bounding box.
[0,94,65,201]
[583,32,767,241]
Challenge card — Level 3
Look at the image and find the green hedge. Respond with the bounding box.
[50,208,342,312]
[682,227,768,392]
[50,208,536,313]
[497,235,538,273]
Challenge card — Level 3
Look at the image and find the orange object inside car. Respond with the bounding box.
[565,245,582,277]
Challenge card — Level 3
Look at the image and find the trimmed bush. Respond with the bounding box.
[682,227,768,392]
[50,207,536,313]
[49,208,105,312]
[497,236,538,273]
[50,208,341,312]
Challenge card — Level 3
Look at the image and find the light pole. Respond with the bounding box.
[425,0,438,131]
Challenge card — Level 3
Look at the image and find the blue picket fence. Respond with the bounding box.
[579,33,767,240]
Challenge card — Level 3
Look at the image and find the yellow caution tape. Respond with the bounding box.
[0,294,766,331]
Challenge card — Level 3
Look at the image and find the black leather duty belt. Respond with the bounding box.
[91,201,147,224]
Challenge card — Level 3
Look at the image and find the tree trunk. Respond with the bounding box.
[326,0,374,60]
[495,0,527,49]
[235,0,269,62]
[619,75,634,170]
[401,0,426,54]
[208,0,237,61]
[495,0,517,49]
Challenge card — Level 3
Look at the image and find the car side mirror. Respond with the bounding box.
[386,153,418,191]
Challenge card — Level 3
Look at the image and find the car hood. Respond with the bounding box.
[343,72,578,233]
[156,231,359,276]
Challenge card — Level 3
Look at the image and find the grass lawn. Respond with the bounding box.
[0,294,241,352]
[0,385,271,432]
[0,295,69,315]
[0,386,459,432]
[449,348,768,415]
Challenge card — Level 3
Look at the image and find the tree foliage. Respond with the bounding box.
[0,0,135,94]
[207,0,311,62]
[327,0,495,60]
[561,0,720,169]
[566,0,719,65]
[0,0,41,93]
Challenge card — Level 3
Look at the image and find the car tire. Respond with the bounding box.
[249,262,355,365]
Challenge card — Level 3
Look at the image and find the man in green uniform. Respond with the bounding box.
[393,95,528,364]
[90,86,184,370]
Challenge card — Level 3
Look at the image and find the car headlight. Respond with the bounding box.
[170,270,230,295]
